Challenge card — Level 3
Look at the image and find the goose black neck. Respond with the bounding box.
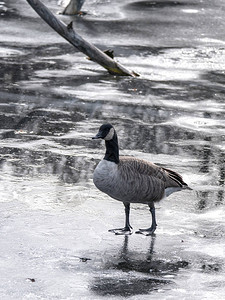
[104,132,119,164]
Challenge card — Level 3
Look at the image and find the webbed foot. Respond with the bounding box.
[108,226,133,235]
[135,226,156,236]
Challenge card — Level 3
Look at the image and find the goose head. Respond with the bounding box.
[92,123,119,164]
[92,123,115,141]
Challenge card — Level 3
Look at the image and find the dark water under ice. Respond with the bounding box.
[0,0,225,299]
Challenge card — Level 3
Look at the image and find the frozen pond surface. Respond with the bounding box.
[0,0,225,299]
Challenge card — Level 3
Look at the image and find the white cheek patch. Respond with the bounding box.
[104,128,114,140]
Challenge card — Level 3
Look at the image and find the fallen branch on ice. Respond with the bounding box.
[26,0,139,77]
[59,0,85,15]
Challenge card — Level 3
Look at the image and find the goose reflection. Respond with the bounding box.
[107,236,188,275]
[91,236,188,297]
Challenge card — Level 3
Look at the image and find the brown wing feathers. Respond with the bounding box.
[119,157,187,189]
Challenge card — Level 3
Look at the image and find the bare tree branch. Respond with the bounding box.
[59,0,85,15]
[26,0,139,77]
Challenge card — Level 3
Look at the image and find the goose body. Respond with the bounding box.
[94,157,183,203]
[92,124,191,235]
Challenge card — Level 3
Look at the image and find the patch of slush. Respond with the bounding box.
[0,47,24,57]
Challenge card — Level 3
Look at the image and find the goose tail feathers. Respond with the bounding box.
[163,167,191,189]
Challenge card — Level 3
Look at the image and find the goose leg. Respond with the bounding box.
[108,202,133,235]
[135,203,157,236]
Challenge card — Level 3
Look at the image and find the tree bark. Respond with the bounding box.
[26,0,139,77]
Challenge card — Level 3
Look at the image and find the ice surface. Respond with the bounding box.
[0,0,225,299]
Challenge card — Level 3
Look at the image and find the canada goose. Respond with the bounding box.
[92,123,191,235]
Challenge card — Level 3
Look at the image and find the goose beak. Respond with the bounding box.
[92,131,103,139]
